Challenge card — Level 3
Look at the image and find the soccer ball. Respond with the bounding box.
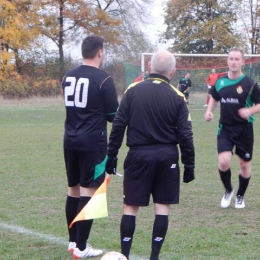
[100,251,127,260]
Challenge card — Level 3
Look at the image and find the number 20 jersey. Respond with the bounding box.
[62,65,119,151]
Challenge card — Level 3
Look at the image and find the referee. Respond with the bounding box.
[62,35,118,258]
[106,50,195,260]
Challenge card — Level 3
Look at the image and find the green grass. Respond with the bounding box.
[0,94,260,260]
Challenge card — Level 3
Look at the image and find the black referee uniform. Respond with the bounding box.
[108,73,195,206]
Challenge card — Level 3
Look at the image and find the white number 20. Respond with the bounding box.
[64,77,89,108]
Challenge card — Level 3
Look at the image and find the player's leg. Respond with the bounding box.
[121,148,156,259]
[205,88,212,106]
[235,158,251,208]
[150,146,179,260]
[205,94,210,106]
[185,92,189,104]
[120,204,139,260]
[149,204,170,260]
[73,151,106,258]
[218,151,234,208]
[239,158,251,178]
[64,149,80,253]
[66,185,80,253]
[235,124,253,208]
[217,127,234,208]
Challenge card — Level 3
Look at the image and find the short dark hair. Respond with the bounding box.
[228,47,245,60]
[81,35,104,59]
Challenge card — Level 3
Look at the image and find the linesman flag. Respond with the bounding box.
[69,177,110,228]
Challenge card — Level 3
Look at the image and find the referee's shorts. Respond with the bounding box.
[123,144,180,206]
[217,123,253,161]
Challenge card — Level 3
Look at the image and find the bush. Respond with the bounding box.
[0,74,61,99]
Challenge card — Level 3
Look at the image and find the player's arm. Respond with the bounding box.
[188,79,192,88]
[247,104,260,114]
[205,75,209,84]
[238,104,260,120]
[205,75,211,88]
[106,93,129,175]
[217,72,227,78]
[101,76,119,122]
[204,98,218,121]
[238,82,260,119]
[176,99,195,183]
[61,75,65,96]
[177,79,182,90]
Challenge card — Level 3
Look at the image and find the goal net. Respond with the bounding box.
[140,53,260,92]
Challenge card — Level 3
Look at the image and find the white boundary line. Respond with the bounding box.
[0,108,64,111]
[0,222,145,260]
[0,222,67,245]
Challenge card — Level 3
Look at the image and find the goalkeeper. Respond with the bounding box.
[204,69,226,107]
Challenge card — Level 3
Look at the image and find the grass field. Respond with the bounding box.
[0,93,260,260]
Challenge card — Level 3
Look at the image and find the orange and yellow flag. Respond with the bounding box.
[69,177,110,228]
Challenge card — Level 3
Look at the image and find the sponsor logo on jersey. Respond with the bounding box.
[220,80,225,86]
[237,86,243,94]
[170,164,176,168]
[221,97,239,104]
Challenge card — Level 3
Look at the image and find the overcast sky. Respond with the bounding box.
[143,0,171,51]
[65,0,170,59]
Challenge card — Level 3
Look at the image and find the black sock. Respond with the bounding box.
[76,196,93,251]
[237,174,251,197]
[120,215,136,259]
[219,169,233,192]
[150,215,168,260]
[65,196,79,242]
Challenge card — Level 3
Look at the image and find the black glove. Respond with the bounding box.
[105,157,118,175]
[183,166,195,183]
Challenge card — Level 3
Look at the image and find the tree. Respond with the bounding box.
[0,0,40,77]
[35,0,128,80]
[162,0,245,54]
[35,0,154,80]
[236,0,260,54]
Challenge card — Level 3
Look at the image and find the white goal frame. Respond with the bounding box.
[141,53,260,72]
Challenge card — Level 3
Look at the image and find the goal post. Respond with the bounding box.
[141,53,260,92]
[141,53,260,72]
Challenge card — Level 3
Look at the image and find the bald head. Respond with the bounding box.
[151,50,176,79]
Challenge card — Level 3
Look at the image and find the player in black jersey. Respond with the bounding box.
[106,50,195,260]
[62,35,118,258]
[177,72,192,104]
[205,48,260,209]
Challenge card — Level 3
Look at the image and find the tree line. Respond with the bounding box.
[1,0,260,98]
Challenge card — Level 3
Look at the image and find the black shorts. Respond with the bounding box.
[64,149,106,187]
[182,91,189,99]
[217,124,253,161]
[123,145,180,206]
